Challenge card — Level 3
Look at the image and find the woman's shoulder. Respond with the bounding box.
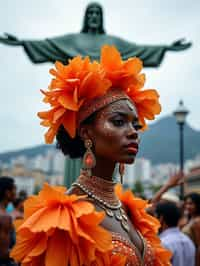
[190,217,200,243]
[193,216,200,225]
[183,217,200,231]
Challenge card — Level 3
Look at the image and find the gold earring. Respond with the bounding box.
[119,163,125,184]
[82,139,96,177]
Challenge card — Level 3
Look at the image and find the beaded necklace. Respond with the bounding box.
[72,173,130,233]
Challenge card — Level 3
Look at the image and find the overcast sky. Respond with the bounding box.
[0,0,199,152]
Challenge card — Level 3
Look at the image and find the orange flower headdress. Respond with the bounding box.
[38,45,161,144]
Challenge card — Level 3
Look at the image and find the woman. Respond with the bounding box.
[11,45,171,265]
[183,193,200,266]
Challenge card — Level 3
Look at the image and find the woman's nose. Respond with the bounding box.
[127,124,138,139]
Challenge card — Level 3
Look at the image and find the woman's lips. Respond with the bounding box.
[125,143,139,154]
[127,147,138,154]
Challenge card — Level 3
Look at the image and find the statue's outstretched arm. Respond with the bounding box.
[0,32,71,64]
[0,33,22,45]
[167,38,192,51]
[0,33,61,63]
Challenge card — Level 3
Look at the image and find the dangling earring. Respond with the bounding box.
[119,163,125,184]
[82,139,96,177]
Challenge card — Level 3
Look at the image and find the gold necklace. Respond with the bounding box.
[72,173,130,233]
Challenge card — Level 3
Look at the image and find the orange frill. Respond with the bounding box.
[11,183,125,266]
[115,184,172,266]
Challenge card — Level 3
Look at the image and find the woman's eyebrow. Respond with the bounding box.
[109,111,139,121]
[107,111,128,117]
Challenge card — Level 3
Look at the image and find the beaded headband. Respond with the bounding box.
[38,45,161,144]
[77,88,130,126]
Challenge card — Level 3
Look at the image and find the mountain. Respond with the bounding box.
[138,116,200,164]
[0,144,55,163]
[0,116,200,165]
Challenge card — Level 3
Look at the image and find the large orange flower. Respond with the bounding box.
[38,57,111,143]
[100,45,161,129]
[115,184,172,266]
[11,183,119,266]
[101,45,145,92]
[127,88,161,129]
[38,45,161,143]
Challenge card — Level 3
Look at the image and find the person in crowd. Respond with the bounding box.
[0,176,17,266]
[0,177,16,215]
[10,198,24,220]
[156,201,195,266]
[11,45,171,266]
[18,190,27,201]
[182,193,200,266]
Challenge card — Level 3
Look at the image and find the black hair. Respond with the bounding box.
[81,2,105,34]
[184,192,200,215]
[18,190,27,200]
[13,197,24,208]
[0,176,15,201]
[156,202,181,227]
[56,112,97,158]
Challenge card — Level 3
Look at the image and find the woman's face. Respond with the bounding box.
[88,99,141,164]
[184,197,197,216]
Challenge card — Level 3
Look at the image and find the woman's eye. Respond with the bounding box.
[133,123,142,130]
[112,119,125,127]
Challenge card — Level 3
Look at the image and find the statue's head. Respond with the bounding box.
[81,2,105,34]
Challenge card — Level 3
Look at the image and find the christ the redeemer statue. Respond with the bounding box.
[0,2,191,67]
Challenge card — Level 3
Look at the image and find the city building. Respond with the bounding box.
[122,158,151,188]
[185,166,200,193]
[151,163,178,185]
[184,154,200,193]
[1,163,35,195]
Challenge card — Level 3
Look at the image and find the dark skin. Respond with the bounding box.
[0,215,12,259]
[70,99,145,262]
[184,198,198,218]
[0,185,16,260]
[80,99,141,179]
[0,185,16,215]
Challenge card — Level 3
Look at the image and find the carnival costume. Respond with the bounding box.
[11,46,172,266]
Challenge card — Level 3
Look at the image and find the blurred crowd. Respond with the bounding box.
[148,172,200,266]
[0,177,27,266]
[0,175,199,266]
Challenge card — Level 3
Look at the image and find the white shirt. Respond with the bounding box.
[160,227,195,266]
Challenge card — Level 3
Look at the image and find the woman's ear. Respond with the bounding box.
[79,125,93,141]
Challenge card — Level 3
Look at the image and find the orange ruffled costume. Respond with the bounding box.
[11,183,171,266]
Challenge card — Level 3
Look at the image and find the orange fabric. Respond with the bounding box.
[11,183,125,266]
[38,45,161,143]
[11,182,172,266]
[115,184,172,266]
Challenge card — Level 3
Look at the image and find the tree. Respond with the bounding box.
[132,179,145,198]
